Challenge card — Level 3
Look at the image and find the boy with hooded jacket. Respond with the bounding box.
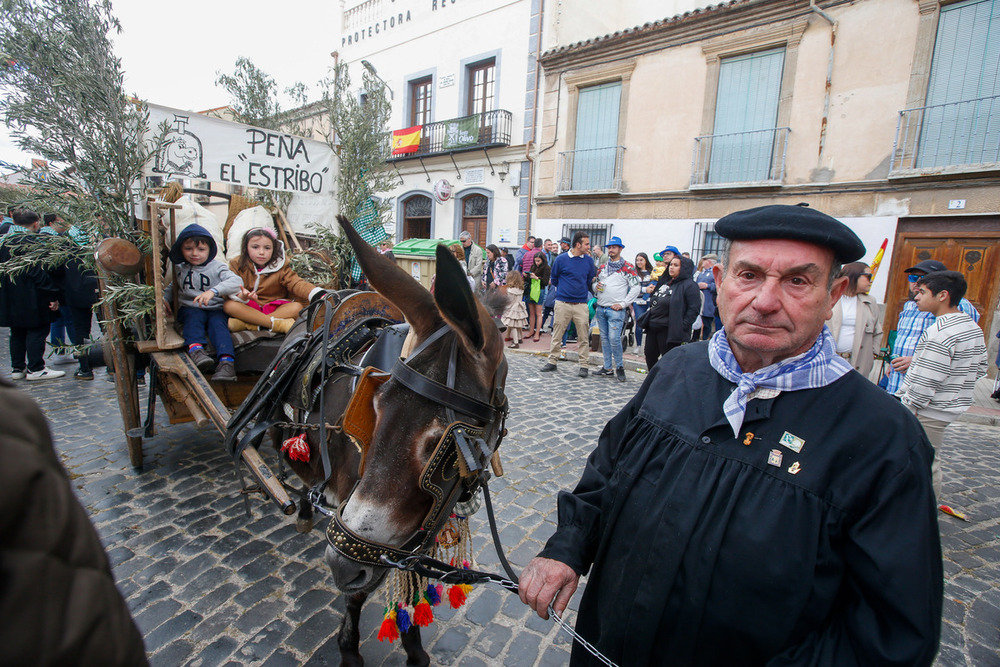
[163,224,242,381]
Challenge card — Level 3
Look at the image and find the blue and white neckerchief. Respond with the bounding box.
[604,258,625,274]
[708,326,853,437]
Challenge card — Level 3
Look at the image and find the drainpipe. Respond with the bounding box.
[524,0,546,236]
[811,0,837,161]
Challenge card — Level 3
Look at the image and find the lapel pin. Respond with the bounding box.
[767,449,783,467]
[779,431,805,453]
[788,461,801,475]
[743,432,755,446]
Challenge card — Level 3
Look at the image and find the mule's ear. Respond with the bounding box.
[334,215,440,336]
[433,244,485,351]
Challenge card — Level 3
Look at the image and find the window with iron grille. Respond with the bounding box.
[409,77,433,127]
[403,195,432,239]
[562,223,610,251]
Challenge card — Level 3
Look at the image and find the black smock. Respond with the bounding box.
[540,342,942,666]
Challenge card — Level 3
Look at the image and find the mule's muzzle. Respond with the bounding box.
[325,544,388,594]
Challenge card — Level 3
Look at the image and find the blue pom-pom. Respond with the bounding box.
[426,583,441,606]
[396,605,412,634]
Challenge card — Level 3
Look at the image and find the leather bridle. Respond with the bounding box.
[325,323,509,568]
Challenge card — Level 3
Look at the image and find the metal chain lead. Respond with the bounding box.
[547,604,619,667]
[473,577,619,667]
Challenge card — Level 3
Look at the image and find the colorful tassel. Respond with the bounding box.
[280,433,310,462]
[377,607,399,642]
[396,605,412,634]
[459,583,473,597]
[448,584,467,608]
[413,598,434,626]
[425,583,441,606]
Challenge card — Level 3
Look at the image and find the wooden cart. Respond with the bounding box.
[102,191,309,516]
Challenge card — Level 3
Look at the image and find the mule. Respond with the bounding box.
[269,215,508,666]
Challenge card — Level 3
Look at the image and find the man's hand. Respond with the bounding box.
[163,300,172,316]
[193,290,215,307]
[890,355,912,373]
[519,557,579,620]
[48,300,59,311]
[611,303,623,311]
[698,282,708,289]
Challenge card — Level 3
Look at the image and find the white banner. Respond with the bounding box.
[144,103,336,194]
[286,192,339,235]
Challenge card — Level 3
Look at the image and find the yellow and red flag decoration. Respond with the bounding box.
[869,238,888,282]
[391,125,422,155]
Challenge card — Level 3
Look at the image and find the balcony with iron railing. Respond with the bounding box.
[690,127,790,188]
[387,109,512,162]
[889,95,1000,177]
[556,146,626,194]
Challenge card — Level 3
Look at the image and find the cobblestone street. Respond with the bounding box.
[4,339,1000,666]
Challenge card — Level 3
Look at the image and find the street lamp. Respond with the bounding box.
[361,60,394,100]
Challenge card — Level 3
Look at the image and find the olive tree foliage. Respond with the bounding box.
[0,0,157,321]
[318,62,394,226]
[216,58,394,289]
[294,62,394,288]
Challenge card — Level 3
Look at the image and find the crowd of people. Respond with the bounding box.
[0,208,99,382]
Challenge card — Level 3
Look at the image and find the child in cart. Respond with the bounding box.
[224,227,324,334]
[163,224,243,381]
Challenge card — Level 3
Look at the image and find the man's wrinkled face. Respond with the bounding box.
[715,239,845,370]
[461,237,472,247]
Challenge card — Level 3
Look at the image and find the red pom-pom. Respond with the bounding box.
[413,599,434,626]
[281,433,310,462]
[448,584,467,608]
[378,611,399,642]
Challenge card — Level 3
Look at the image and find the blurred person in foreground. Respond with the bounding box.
[520,204,942,666]
[0,377,148,664]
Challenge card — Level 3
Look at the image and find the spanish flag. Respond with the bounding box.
[391,125,422,155]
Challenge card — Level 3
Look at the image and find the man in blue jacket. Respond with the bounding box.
[541,231,596,377]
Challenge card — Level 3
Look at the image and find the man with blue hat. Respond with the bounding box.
[521,204,941,666]
[592,236,640,381]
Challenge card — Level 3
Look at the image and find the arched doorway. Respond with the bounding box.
[461,194,489,247]
[402,194,432,240]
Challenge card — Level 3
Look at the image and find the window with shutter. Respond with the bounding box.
[918,0,1000,167]
[708,48,785,184]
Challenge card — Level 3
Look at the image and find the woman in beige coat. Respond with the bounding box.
[828,262,883,377]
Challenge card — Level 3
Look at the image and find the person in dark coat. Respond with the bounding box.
[640,254,700,368]
[0,210,64,380]
[61,226,101,379]
[520,204,942,666]
[0,377,149,665]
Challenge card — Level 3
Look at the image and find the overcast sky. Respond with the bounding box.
[1,0,339,167]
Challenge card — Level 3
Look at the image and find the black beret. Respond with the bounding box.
[715,204,865,263]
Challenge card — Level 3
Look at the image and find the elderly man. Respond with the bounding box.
[521,205,941,666]
[458,231,484,284]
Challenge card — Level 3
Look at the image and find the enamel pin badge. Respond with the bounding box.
[788,461,802,475]
[779,431,805,453]
[767,449,783,467]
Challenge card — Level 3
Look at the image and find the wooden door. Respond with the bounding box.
[461,194,489,247]
[882,220,1000,347]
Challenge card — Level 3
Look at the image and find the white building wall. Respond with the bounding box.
[336,0,535,245]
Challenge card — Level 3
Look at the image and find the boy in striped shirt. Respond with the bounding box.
[897,271,987,498]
